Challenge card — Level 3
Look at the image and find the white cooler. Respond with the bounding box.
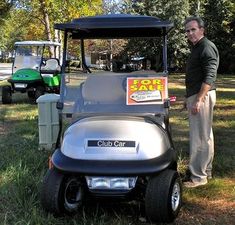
[37,94,60,150]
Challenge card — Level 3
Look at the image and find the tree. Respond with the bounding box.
[0,0,14,24]
[103,0,124,13]
[121,0,235,73]
[203,0,234,73]
[189,0,207,16]
[0,0,16,54]
[0,7,30,55]
[121,0,190,71]
[0,0,103,55]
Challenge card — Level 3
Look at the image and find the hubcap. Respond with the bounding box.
[64,178,83,211]
[171,182,181,211]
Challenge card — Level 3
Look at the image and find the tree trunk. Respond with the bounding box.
[39,0,54,57]
[197,0,201,15]
[54,29,62,62]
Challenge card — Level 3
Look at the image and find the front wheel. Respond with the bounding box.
[145,169,182,223]
[2,85,12,104]
[40,168,84,215]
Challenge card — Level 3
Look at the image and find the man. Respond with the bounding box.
[183,16,219,188]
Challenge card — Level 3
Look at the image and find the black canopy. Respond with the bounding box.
[54,14,174,39]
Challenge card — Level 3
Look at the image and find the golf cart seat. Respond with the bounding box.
[41,58,61,74]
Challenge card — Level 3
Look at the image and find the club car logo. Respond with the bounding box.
[17,74,29,78]
[87,140,135,148]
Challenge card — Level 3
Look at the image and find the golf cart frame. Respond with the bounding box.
[2,41,61,103]
[41,14,182,223]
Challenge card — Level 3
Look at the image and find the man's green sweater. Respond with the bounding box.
[185,37,219,97]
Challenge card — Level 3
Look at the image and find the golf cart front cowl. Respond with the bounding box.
[8,68,43,91]
[9,68,38,81]
[51,116,177,175]
[61,116,172,160]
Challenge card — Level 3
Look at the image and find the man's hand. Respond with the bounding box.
[191,82,211,114]
[191,99,203,114]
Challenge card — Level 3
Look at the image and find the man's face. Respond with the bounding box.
[185,20,204,45]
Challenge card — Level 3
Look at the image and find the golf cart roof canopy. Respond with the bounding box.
[54,14,174,39]
[14,41,61,47]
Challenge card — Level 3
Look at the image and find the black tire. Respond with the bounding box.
[35,86,45,101]
[145,170,182,223]
[2,85,12,104]
[40,168,84,215]
[27,90,36,99]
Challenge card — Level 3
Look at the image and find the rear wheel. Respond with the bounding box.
[2,85,12,104]
[40,168,84,215]
[35,86,45,100]
[27,90,36,99]
[145,169,182,223]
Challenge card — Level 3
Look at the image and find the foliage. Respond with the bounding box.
[0,0,15,51]
[0,0,234,73]
[120,0,235,73]
[189,0,207,16]
[0,8,30,52]
[103,0,124,14]
[0,0,14,24]
[0,0,103,53]
[121,0,190,70]
[203,0,235,73]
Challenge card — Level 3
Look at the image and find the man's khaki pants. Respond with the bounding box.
[186,90,216,183]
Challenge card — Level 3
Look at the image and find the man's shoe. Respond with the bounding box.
[183,180,208,188]
[206,170,213,179]
[207,175,213,180]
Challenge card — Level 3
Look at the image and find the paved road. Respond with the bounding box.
[0,63,12,81]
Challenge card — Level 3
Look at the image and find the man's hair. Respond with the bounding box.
[184,16,205,28]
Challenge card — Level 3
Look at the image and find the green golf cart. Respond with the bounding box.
[2,41,61,104]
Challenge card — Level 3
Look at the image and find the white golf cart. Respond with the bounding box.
[40,14,182,223]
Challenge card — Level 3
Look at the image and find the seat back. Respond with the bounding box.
[41,58,60,71]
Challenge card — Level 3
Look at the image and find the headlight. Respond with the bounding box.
[85,176,137,190]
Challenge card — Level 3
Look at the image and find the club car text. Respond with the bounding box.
[87,140,136,148]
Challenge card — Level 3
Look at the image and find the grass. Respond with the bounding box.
[0,74,235,225]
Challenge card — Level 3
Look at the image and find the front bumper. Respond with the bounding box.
[8,79,43,91]
[52,148,177,175]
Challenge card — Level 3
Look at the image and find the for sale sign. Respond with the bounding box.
[126,77,168,105]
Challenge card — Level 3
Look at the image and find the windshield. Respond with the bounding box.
[62,71,168,116]
[61,38,168,116]
[13,45,43,72]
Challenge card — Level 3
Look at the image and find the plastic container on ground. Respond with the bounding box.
[37,94,60,150]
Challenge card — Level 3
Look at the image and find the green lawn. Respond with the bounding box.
[0,74,234,225]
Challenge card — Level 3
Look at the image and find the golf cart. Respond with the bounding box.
[2,41,61,103]
[40,14,182,223]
